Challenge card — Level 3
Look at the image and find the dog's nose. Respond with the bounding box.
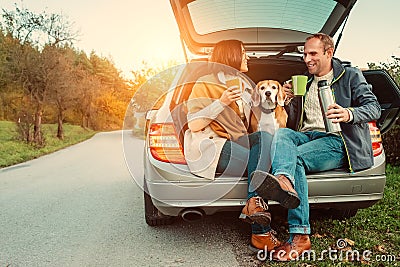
[265,91,272,97]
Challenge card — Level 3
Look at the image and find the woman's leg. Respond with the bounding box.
[217,130,273,178]
[247,131,274,178]
[218,132,273,235]
[238,131,274,234]
[215,139,249,177]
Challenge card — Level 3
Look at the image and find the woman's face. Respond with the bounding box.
[239,45,249,72]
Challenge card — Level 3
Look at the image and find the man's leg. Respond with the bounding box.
[248,128,309,209]
[287,132,346,234]
[272,132,346,261]
[270,128,311,183]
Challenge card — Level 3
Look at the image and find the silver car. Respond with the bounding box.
[141,0,400,226]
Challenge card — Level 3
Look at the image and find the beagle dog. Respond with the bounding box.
[249,80,288,135]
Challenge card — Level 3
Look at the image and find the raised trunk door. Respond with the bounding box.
[363,69,400,134]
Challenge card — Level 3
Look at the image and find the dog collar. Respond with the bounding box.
[258,104,275,114]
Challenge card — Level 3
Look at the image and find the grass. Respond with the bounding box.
[264,164,400,266]
[0,121,96,168]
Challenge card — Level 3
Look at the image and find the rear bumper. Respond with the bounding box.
[144,149,386,216]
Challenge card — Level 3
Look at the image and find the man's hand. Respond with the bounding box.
[326,103,350,123]
[283,82,294,101]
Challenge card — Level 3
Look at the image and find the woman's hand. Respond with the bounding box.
[220,85,242,106]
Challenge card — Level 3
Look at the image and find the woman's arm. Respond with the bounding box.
[187,100,225,132]
[188,85,242,132]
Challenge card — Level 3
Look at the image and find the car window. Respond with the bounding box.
[188,0,336,35]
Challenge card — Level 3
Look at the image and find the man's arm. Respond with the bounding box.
[346,69,381,124]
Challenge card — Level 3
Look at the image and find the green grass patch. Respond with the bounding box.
[0,121,96,168]
[265,165,400,266]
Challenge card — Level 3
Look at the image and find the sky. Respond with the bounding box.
[1,0,399,78]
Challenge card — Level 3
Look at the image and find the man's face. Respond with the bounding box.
[303,37,333,77]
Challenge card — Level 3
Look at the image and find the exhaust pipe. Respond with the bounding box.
[180,208,204,222]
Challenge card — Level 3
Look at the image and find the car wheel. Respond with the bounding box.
[143,178,175,226]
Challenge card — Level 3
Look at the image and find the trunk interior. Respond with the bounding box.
[246,56,307,85]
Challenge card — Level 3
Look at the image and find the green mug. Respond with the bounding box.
[292,75,308,96]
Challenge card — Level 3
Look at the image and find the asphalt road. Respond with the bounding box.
[0,131,264,267]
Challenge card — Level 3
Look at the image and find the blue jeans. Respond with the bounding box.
[217,131,273,234]
[270,128,346,234]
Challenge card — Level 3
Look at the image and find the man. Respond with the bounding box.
[250,32,381,261]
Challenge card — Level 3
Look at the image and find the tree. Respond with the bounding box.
[1,5,78,47]
[0,31,24,121]
[1,4,78,145]
[42,45,79,139]
[129,61,178,112]
[84,52,131,130]
[368,55,400,87]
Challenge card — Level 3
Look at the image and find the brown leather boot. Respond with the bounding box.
[250,230,282,252]
[272,234,311,261]
[239,196,271,226]
[250,170,300,209]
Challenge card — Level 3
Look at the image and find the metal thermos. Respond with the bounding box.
[317,80,341,133]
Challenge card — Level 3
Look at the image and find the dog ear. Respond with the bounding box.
[252,84,261,106]
[277,83,286,106]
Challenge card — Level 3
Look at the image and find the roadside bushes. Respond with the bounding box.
[382,123,400,166]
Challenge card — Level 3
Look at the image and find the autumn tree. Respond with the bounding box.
[42,45,81,139]
[1,4,140,140]
[1,5,78,145]
[129,61,179,112]
[88,53,131,130]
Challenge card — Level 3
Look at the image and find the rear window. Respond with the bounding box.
[188,0,336,35]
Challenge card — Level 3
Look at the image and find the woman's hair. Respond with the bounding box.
[210,39,244,71]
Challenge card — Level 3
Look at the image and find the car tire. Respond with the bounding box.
[143,178,175,226]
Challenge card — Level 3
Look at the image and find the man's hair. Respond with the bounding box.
[306,33,335,52]
[210,39,244,71]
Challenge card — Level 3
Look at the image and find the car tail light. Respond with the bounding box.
[368,121,383,157]
[148,122,186,164]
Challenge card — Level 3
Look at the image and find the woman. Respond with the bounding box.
[184,39,281,252]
